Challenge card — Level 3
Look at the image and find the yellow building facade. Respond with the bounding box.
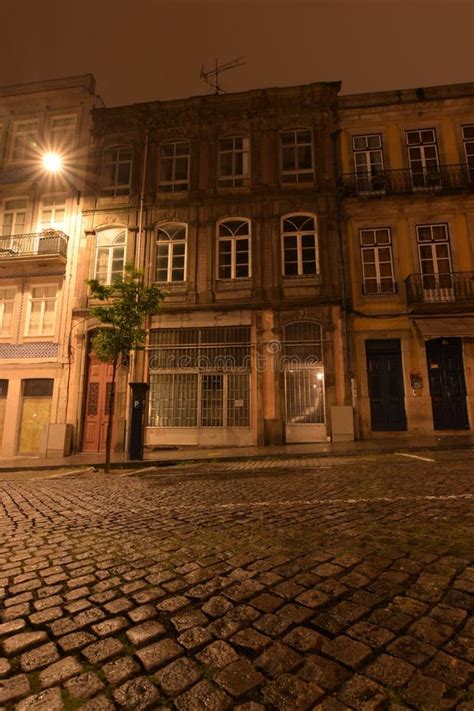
[339,83,474,438]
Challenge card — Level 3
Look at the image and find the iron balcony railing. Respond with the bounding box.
[0,230,68,259]
[340,163,474,197]
[405,271,474,305]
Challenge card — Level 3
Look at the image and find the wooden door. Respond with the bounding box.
[82,353,114,451]
[366,340,407,431]
[426,338,469,430]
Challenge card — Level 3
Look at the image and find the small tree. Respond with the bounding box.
[88,267,164,472]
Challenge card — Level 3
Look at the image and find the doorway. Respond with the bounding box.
[18,379,54,454]
[426,338,469,430]
[82,351,114,451]
[366,340,407,431]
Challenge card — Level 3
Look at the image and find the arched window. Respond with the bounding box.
[280,129,314,183]
[217,219,251,280]
[281,214,318,276]
[101,146,133,196]
[94,229,126,284]
[155,223,187,282]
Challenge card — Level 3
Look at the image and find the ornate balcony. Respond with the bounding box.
[340,164,474,198]
[0,230,68,264]
[405,272,474,306]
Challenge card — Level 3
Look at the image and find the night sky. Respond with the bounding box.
[2,0,473,107]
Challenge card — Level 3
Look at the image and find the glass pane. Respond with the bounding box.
[282,147,296,171]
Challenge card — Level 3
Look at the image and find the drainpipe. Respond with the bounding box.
[137,128,149,269]
[330,128,351,404]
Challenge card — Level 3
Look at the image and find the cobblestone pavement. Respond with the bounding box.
[0,451,473,710]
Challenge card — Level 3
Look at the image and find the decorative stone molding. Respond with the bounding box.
[215,278,252,292]
[0,342,59,359]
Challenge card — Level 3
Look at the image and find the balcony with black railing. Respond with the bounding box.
[405,271,474,306]
[340,164,474,198]
[0,230,68,264]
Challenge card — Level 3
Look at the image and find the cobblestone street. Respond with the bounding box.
[0,451,473,710]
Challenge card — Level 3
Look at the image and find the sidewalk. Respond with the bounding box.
[1,433,473,472]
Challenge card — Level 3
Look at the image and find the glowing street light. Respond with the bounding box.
[42,152,63,173]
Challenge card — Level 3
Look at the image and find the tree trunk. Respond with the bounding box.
[104,356,118,473]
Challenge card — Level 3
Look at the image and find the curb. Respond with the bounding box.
[0,441,472,474]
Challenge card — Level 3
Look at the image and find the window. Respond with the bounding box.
[416,224,453,295]
[11,120,39,161]
[148,326,251,428]
[94,229,126,284]
[23,379,54,397]
[40,196,66,231]
[462,125,474,182]
[217,219,250,280]
[26,285,57,336]
[0,287,15,336]
[353,134,385,192]
[282,214,318,276]
[155,223,187,282]
[50,116,76,151]
[360,228,396,295]
[159,141,190,192]
[2,199,27,236]
[101,146,133,196]
[406,129,440,189]
[280,129,314,183]
[218,137,249,187]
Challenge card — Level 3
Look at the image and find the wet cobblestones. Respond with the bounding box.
[0,452,473,709]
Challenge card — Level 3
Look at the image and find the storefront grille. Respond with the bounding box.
[148,326,251,428]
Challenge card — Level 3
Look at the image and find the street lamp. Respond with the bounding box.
[42,152,63,173]
[41,151,80,204]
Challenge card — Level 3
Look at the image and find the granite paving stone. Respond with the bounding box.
[0,451,472,708]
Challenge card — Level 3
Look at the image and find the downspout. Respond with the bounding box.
[137,128,149,267]
[330,128,351,404]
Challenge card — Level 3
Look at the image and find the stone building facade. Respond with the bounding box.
[338,82,474,438]
[0,75,95,458]
[71,82,351,452]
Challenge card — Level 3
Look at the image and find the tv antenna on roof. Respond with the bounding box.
[200,56,246,95]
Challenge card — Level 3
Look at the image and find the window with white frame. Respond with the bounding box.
[101,146,133,196]
[217,219,251,280]
[282,214,318,276]
[2,199,27,236]
[40,196,66,231]
[353,134,384,191]
[406,129,440,188]
[218,137,249,187]
[26,285,57,336]
[11,120,39,162]
[0,287,15,337]
[50,115,76,151]
[159,141,190,192]
[155,223,187,282]
[280,129,314,183]
[94,229,126,284]
[360,228,396,295]
[462,125,474,181]
[416,223,453,293]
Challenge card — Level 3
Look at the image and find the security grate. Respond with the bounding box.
[285,367,325,424]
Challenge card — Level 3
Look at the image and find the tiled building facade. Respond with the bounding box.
[0,75,473,458]
[72,82,350,452]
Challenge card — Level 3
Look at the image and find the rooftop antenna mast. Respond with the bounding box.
[200,56,246,95]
